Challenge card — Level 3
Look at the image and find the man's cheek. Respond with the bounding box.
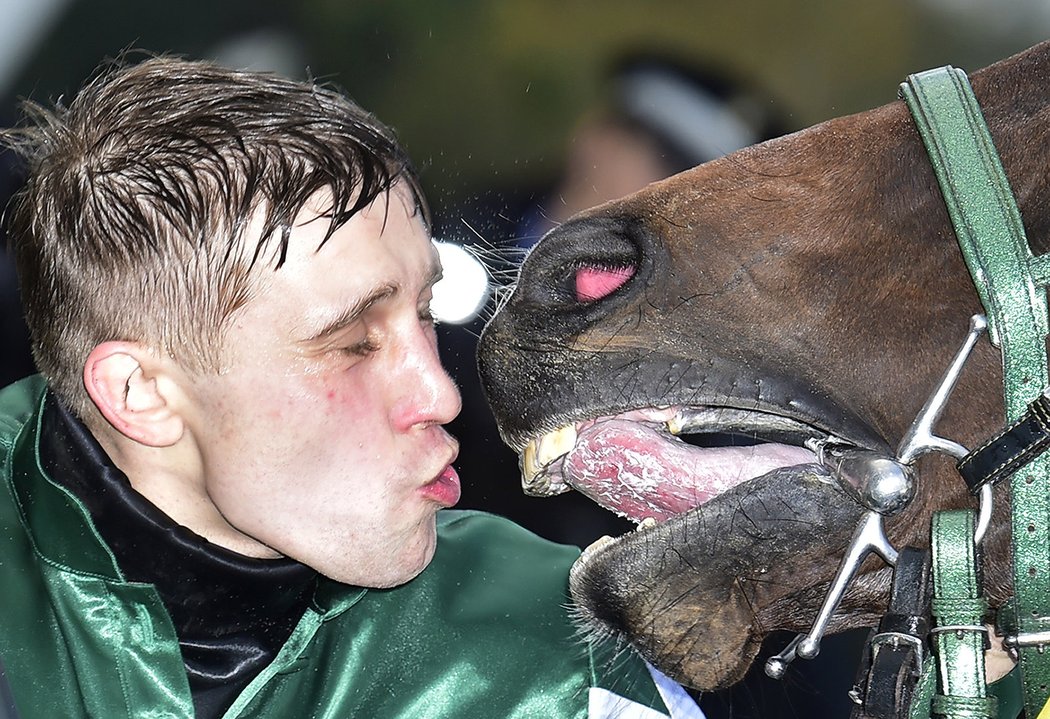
[314,377,376,419]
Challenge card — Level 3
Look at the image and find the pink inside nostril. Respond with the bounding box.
[574,265,636,303]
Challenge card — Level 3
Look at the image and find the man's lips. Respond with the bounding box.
[420,464,461,507]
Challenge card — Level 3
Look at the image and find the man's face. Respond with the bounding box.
[183,188,462,587]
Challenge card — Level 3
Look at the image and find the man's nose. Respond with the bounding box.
[391,327,462,431]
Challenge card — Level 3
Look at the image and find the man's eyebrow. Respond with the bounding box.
[303,260,442,344]
[303,284,398,344]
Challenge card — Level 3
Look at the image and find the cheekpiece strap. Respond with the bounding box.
[931,510,994,719]
[861,547,933,719]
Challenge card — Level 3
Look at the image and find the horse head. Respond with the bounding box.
[477,41,1050,690]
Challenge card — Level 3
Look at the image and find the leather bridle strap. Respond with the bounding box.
[900,65,1050,717]
[859,546,932,719]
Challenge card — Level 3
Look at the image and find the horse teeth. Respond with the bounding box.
[520,425,577,497]
[637,516,659,530]
[536,424,578,465]
[521,441,545,494]
[666,407,712,435]
[582,535,615,557]
[666,414,685,436]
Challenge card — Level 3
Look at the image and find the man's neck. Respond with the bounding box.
[89,411,281,558]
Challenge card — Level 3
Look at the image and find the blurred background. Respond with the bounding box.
[0,1,1047,716]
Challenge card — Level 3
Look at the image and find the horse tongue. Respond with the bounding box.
[562,419,817,523]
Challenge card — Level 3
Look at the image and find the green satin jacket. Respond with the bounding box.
[0,377,694,718]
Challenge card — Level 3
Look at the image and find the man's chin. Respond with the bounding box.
[318,522,438,588]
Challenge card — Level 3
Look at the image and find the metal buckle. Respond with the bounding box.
[871,631,925,675]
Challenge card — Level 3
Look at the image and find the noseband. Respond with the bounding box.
[764,66,1050,719]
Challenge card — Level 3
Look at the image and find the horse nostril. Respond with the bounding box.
[575,264,636,303]
[512,216,643,310]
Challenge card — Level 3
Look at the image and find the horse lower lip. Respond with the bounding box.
[567,461,862,691]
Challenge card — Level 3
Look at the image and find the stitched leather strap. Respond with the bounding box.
[863,548,933,719]
[931,510,994,719]
[957,394,1050,493]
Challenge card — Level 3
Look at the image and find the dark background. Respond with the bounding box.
[0,2,1045,716]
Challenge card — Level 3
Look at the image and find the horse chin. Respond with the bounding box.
[558,455,865,690]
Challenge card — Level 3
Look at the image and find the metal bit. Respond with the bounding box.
[768,315,990,673]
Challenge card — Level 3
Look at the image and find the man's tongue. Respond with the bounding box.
[562,419,818,522]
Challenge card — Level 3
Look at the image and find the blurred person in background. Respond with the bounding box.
[517,53,791,245]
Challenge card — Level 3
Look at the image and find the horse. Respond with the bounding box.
[476,40,1050,697]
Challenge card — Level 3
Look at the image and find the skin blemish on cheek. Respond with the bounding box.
[315,379,367,414]
[318,385,348,412]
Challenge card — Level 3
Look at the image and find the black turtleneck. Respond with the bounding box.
[38,395,318,718]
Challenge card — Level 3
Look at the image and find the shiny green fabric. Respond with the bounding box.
[0,377,670,718]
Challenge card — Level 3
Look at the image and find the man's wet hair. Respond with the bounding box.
[3,54,427,417]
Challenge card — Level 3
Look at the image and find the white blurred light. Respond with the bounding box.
[432,241,490,324]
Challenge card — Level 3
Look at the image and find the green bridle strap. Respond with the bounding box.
[930,510,995,719]
[900,66,1050,716]
[910,658,939,719]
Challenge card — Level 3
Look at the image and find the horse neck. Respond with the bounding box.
[972,40,1050,256]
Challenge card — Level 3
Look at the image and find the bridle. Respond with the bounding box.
[762,65,1050,719]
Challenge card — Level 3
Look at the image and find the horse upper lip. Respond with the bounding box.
[491,345,892,460]
[667,406,829,445]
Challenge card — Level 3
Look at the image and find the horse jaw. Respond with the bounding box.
[568,464,867,690]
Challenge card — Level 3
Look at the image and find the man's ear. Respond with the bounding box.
[83,342,185,447]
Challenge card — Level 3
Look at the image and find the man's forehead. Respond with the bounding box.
[292,241,440,344]
[236,184,424,269]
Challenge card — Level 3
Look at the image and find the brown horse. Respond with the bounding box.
[477,41,1050,692]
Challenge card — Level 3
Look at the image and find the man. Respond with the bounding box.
[0,56,703,718]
